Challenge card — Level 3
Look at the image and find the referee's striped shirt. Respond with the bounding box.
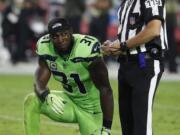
[117,0,168,55]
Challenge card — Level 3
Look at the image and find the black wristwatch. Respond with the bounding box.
[120,42,129,52]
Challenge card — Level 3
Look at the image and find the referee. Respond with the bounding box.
[101,0,167,135]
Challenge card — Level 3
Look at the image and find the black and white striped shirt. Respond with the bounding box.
[117,0,168,55]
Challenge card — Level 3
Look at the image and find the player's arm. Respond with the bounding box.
[34,57,65,114]
[34,57,51,101]
[88,57,114,133]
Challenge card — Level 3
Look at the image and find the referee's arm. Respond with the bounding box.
[125,19,161,48]
[111,19,162,51]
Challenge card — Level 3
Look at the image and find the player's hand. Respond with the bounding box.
[101,40,113,55]
[101,40,122,56]
[45,94,65,115]
[101,127,111,135]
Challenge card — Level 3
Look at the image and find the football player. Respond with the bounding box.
[24,18,114,135]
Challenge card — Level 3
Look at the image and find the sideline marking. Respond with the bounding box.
[0,115,120,134]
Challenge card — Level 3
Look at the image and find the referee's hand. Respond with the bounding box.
[101,40,122,56]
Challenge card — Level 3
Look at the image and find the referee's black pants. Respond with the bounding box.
[118,57,164,135]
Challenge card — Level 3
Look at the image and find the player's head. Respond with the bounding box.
[48,18,73,52]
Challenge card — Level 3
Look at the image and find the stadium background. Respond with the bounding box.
[0,0,180,135]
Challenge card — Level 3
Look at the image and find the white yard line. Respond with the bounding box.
[0,115,120,134]
[0,103,179,134]
[0,115,77,128]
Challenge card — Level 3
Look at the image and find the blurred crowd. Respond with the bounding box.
[0,0,180,73]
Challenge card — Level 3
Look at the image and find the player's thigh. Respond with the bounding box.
[40,90,77,123]
[77,109,103,135]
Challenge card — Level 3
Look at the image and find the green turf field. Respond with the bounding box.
[0,75,179,135]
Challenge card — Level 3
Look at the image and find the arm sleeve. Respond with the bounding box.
[141,0,165,24]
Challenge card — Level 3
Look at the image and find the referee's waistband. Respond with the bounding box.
[117,52,158,63]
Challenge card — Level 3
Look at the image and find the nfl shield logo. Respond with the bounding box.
[50,62,57,71]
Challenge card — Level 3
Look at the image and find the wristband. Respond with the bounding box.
[120,41,128,52]
[35,89,50,102]
[103,120,112,129]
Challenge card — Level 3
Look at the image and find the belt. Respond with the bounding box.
[118,52,152,62]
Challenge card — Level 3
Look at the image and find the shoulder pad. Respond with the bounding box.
[36,34,53,56]
[73,34,102,58]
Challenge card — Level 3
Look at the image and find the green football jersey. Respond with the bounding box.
[36,34,102,112]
